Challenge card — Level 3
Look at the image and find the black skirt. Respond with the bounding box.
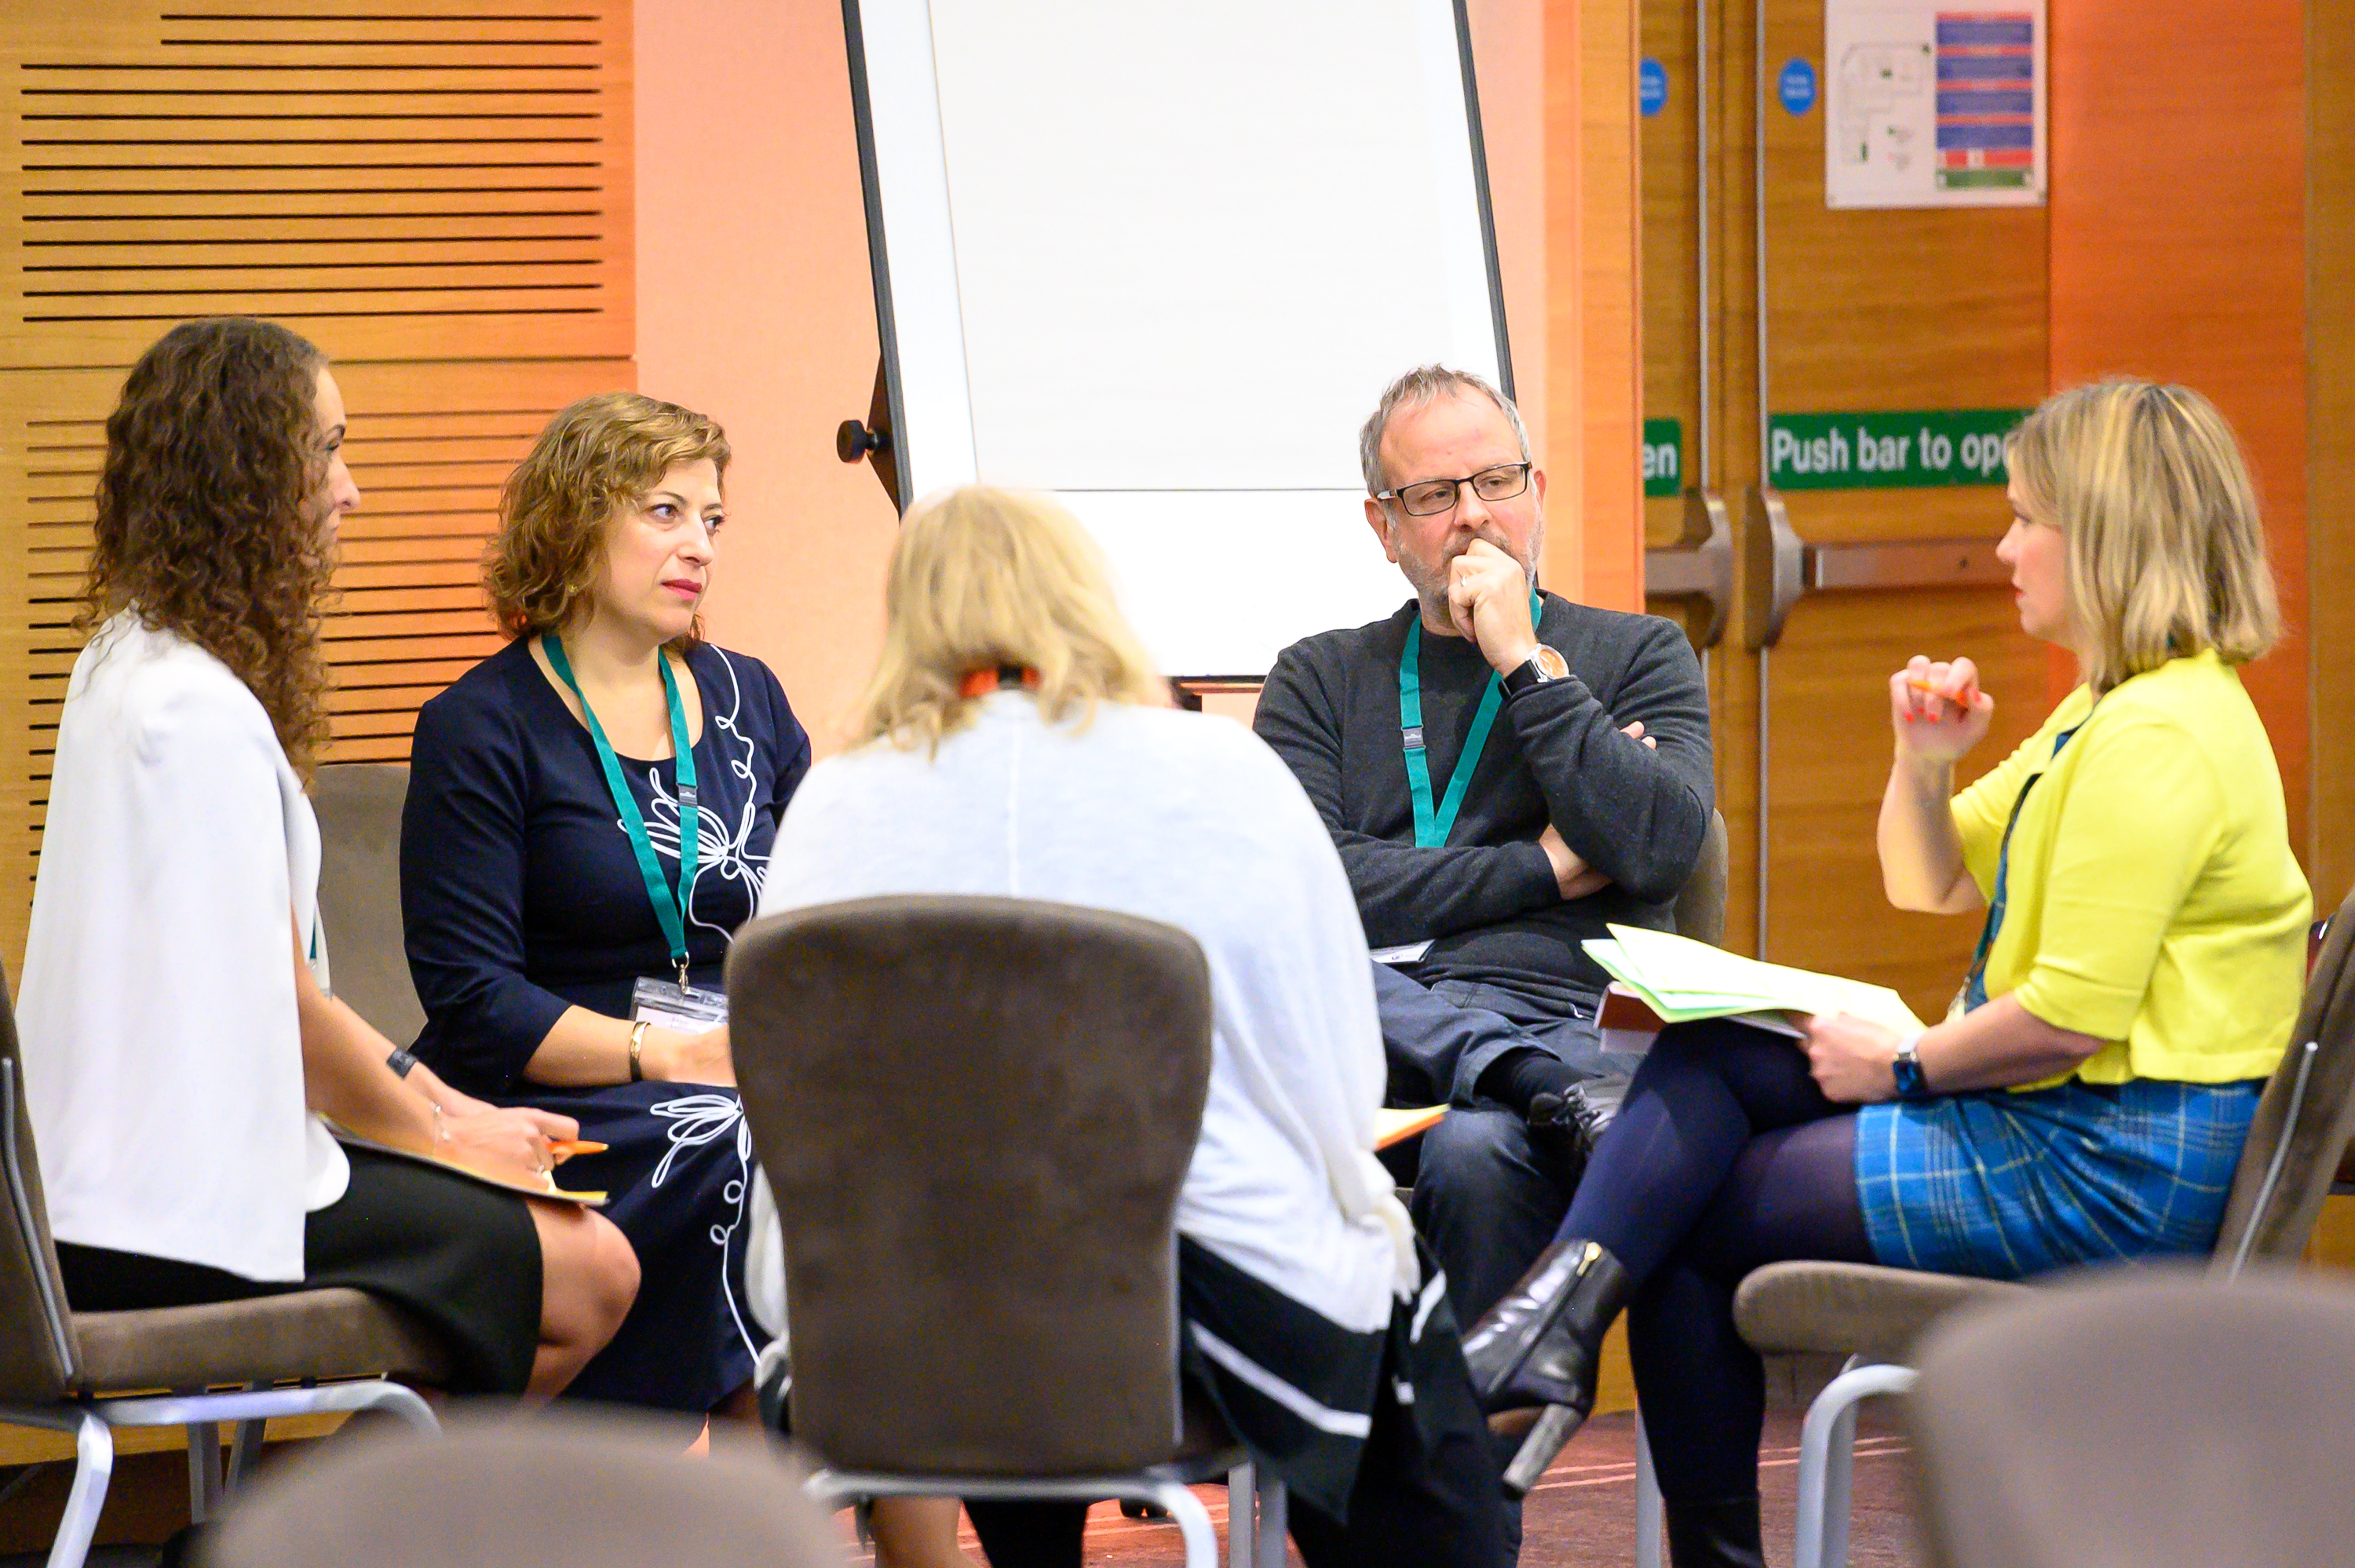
[55,1145,543,1395]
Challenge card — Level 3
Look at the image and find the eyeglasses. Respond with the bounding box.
[1376,462,1532,518]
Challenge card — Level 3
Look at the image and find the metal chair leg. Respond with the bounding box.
[227,1416,268,1486]
[46,1411,112,1568]
[184,1421,222,1524]
[1252,1474,1286,1567]
[1634,1409,1663,1568]
[1791,1362,1916,1568]
[1226,1462,1253,1568]
[1150,1478,1220,1568]
[1821,1396,1860,1568]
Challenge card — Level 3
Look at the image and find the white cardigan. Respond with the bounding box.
[19,616,346,1283]
[758,695,1415,1334]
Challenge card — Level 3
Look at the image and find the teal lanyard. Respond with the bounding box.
[544,633,699,986]
[1399,589,1543,848]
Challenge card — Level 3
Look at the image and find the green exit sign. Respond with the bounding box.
[1767,410,2029,490]
[1642,418,1682,498]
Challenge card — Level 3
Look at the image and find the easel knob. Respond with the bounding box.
[836,419,890,463]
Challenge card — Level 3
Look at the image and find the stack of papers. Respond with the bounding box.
[1585,924,1926,1035]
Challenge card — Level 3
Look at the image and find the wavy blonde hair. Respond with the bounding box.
[856,486,1163,751]
[2006,379,2281,695]
[484,392,729,647]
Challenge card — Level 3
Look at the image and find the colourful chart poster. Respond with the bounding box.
[1823,0,2045,209]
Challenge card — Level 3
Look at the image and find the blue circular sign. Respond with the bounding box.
[1639,58,1669,118]
[1778,57,1816,115]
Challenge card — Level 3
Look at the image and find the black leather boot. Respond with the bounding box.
[1664,1494,1766,1568]
[1460,1238,1634,1412]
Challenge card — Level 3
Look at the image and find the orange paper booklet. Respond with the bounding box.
[330,1128,609,1206]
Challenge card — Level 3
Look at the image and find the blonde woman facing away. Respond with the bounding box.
[20,318,637,1400]
[1456,379,2310,1566]
[757,487,1510,1568]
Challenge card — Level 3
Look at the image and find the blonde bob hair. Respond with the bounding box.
[2006,378,2281,695]
[484,392,729,646]
[856,485,1163,751]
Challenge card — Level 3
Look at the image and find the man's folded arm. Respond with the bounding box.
[1255,647,1562,946]
[1506,618,1714,903]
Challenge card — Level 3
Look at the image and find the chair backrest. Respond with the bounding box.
[1908,1270,2355,1568]
[0,972,82,1402]
[2209,880,2355,1273]
[207,1413,840,1568]
[728,895,1214,1479]
[1672,809,1731,948]
[312,762,426,1048]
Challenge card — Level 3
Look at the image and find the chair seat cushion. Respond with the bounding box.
[73,1287,451,1394]
[1734,1261,2032,1363]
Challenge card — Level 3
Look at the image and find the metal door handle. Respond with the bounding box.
[1744,487,2009,649]
[1643,489,1732,649]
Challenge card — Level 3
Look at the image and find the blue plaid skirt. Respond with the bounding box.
[1853,1077,2264,1279]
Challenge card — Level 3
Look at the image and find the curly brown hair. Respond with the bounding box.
[81,317,336,776]
[484,392,730,647]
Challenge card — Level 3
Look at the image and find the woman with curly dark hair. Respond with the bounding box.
[399,392,810,1420]
[17,317,640,1399]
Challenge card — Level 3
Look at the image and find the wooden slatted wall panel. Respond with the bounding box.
[1,0,634,969]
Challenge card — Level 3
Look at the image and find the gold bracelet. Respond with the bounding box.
[629,1019,650,1083]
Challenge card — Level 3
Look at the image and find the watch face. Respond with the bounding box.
[1532,646,1569,680]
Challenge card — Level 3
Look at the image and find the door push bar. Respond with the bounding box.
[1642,488,1733,649]
[1743,487,2011,649]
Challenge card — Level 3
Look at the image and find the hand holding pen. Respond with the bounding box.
[1889,654,1995,764]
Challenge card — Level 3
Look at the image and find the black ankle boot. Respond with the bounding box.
[1459,1238,1634,1411]
[1664,1494,1765,1568]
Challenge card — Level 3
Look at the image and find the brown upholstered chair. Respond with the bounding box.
[206,1411,841,1568]
[1672,809,1732,949]
[1906,1269,2355,1568]
[0,976,444,1568]
[728,895,1280,1568]
[312,761,427,1048]
[1682,878,2355,1568]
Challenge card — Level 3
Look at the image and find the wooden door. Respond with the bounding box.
[1643,0,2050,1021]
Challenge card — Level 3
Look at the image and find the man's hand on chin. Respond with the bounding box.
[1445,538,1539,673]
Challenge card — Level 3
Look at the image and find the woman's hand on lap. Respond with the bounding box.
[1889,655,1994,763]
[1801,1012,1901,1103]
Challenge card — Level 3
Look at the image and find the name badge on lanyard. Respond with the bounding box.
[1398,589,1543,848]
[544,632,729,1029]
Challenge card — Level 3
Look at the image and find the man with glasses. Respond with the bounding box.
[1255,365,1714,1359]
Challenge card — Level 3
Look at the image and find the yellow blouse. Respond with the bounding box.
[1951,651,2309,1086]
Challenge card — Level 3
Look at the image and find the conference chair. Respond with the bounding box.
[1906,1269,2355,1568]
[728,895,1284,1568]
[1651,878,2355,1568]
[0,980,441,1568]
[312,762,426,1048]
[205,1410,841,1568]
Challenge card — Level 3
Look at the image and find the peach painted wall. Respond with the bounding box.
[637,2,1568,751]
[635,0,896,756]
[2048,0,2310,855]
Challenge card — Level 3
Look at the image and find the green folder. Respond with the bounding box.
[1586,924,1925,1034]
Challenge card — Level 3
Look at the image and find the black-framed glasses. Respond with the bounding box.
[1377,462,1532,517]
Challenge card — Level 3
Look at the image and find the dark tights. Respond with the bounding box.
[1554,1019,1875,1504]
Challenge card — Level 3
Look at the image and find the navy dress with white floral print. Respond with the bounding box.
[402,635,810,1412]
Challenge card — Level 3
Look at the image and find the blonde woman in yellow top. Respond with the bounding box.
[1457,379,2310,1567]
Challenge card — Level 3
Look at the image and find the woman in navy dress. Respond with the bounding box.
[402,392,809,1413]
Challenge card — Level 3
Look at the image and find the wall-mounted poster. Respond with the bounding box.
[1824,0,2046,209]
